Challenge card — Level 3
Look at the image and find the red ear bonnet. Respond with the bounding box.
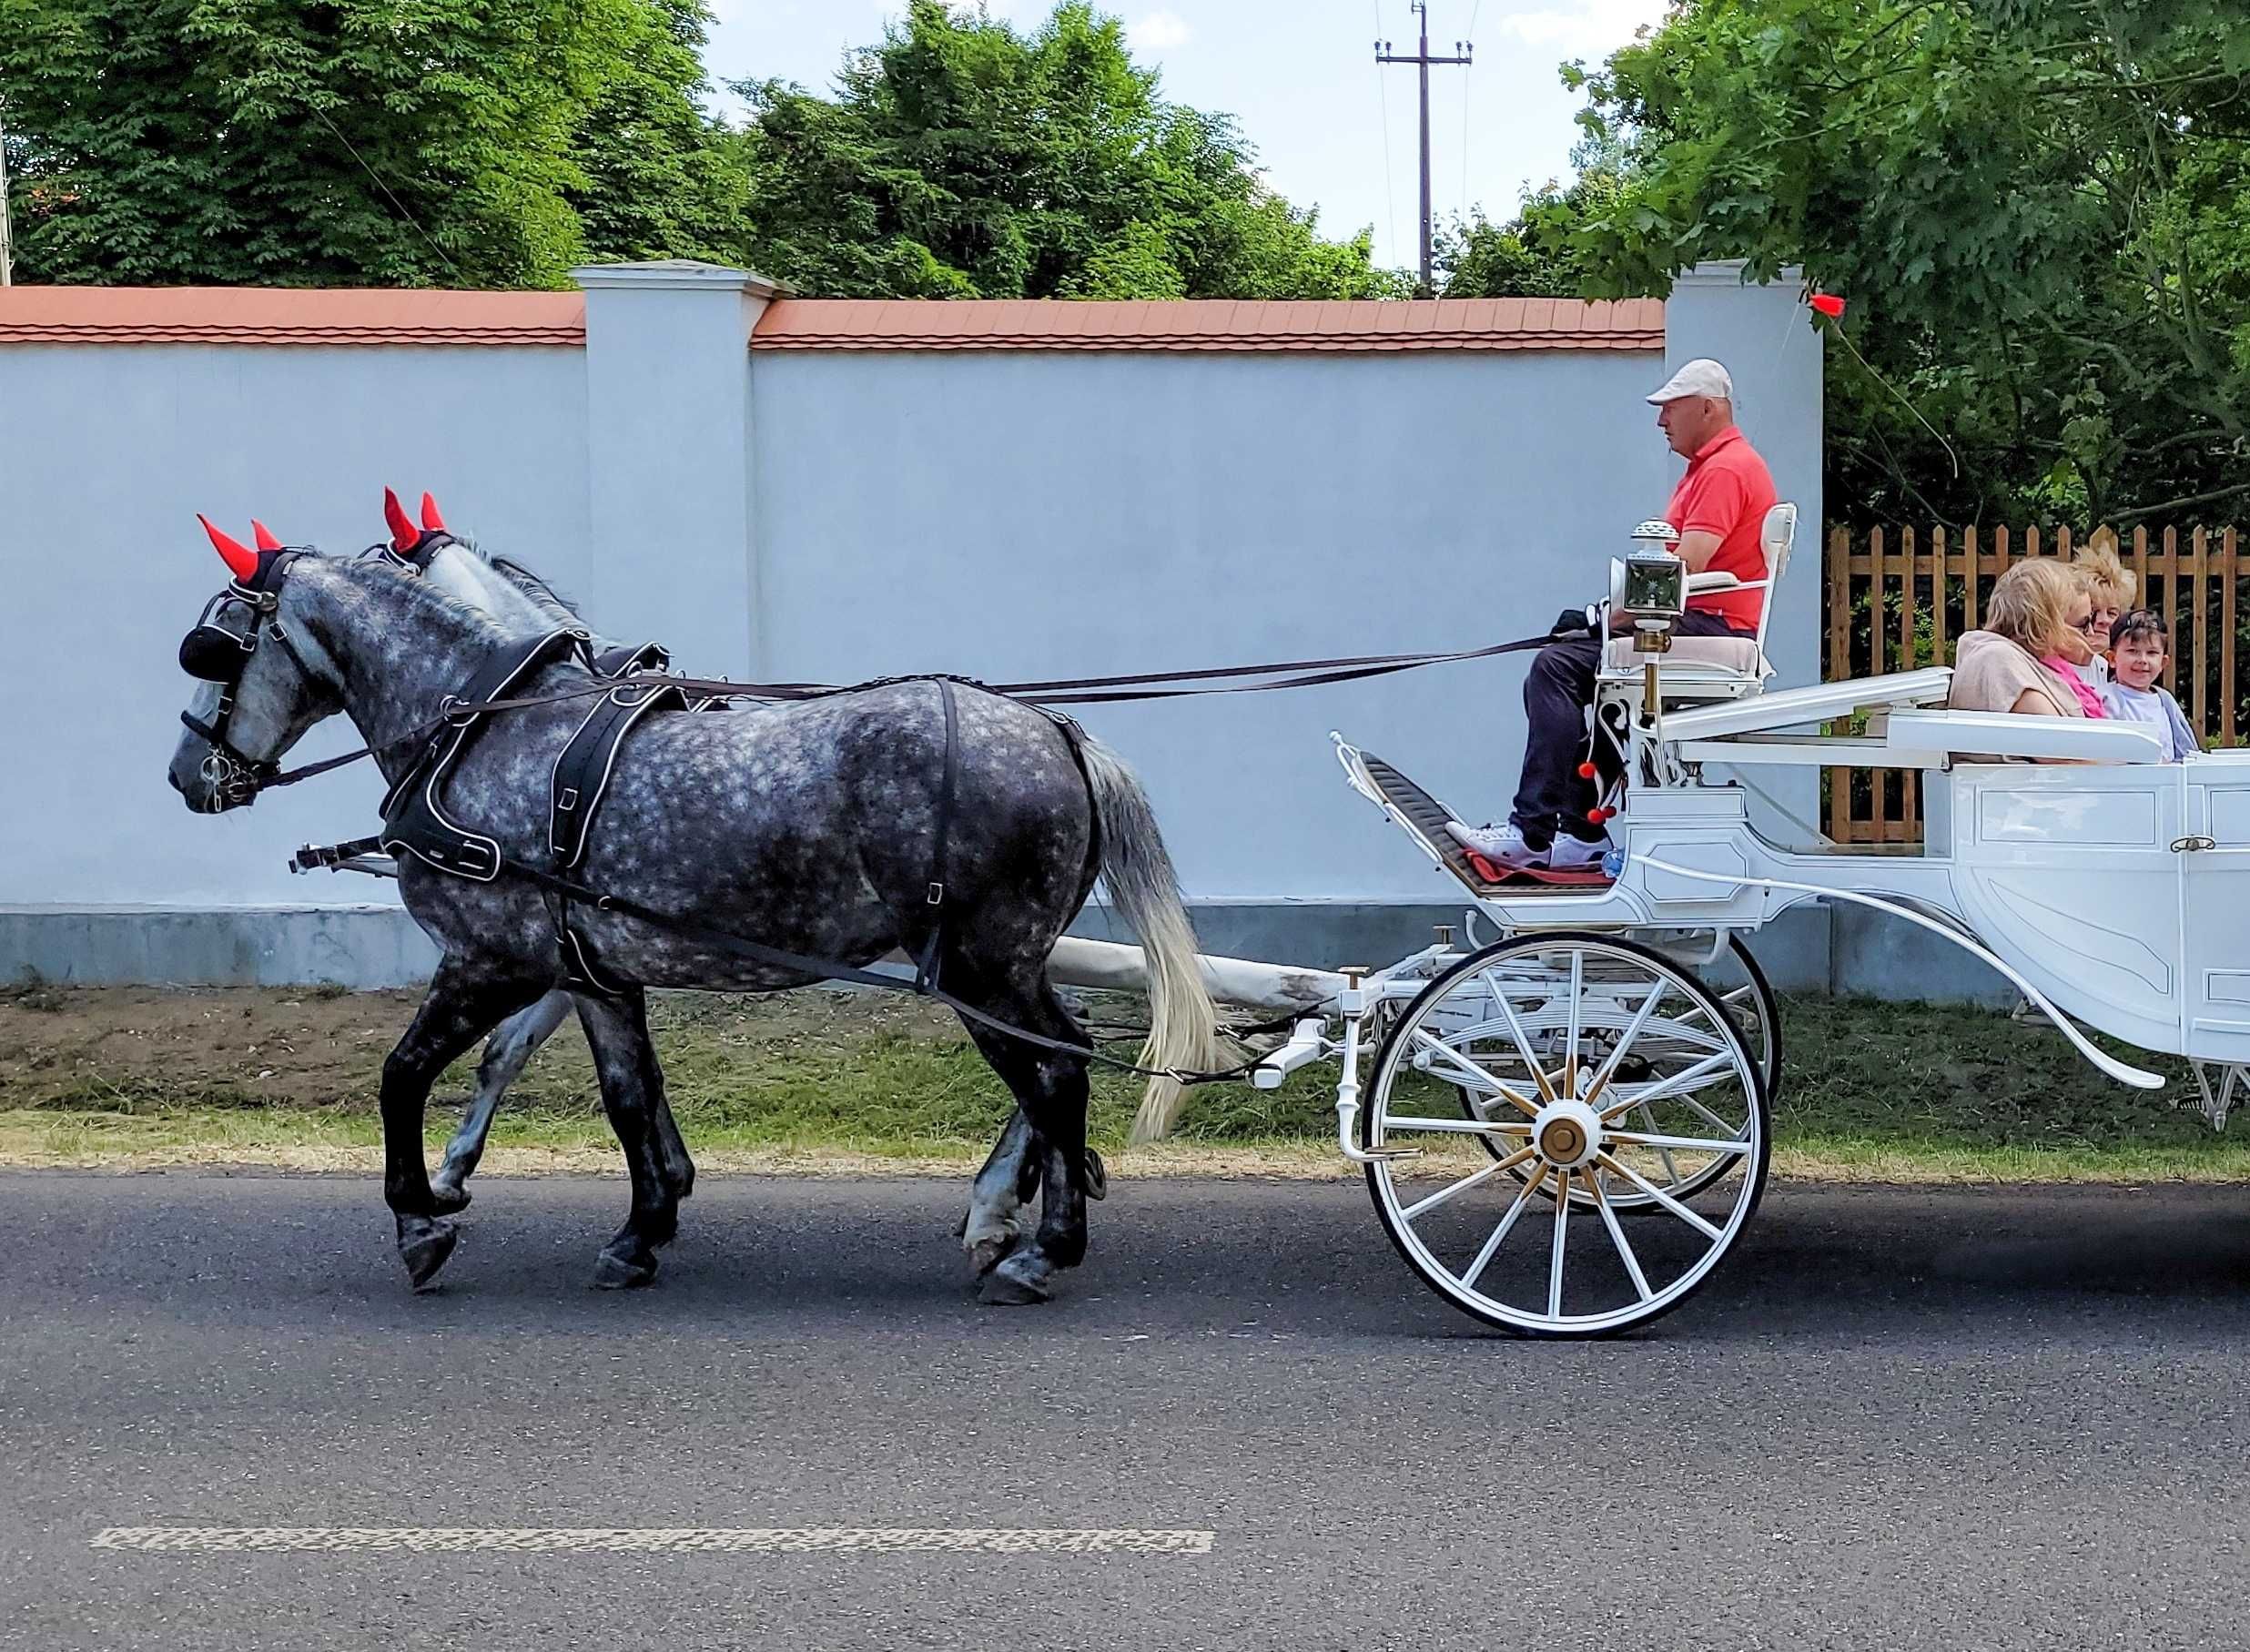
[383,486,418,552]
[251,521,283,553]
[420,492,447,533]
[198,513,259,582]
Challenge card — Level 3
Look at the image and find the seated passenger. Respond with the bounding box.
[2071,529,2135,687]
[1948,560,2107,758]
[2101,609,2199,761]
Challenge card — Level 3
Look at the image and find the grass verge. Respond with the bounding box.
[1,980,2244,1182]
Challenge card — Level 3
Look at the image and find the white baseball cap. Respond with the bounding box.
[1646,357,1734,404]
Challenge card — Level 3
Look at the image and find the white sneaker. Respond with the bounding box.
[1546,834,1608,869]
[1445,821,1608,872]
[1445,821,1551,868]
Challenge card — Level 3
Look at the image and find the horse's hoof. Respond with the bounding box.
[428,1179,472,1216]
[1083,1148,1108,1201]
[966,1231,1020,1278]
[978,1251,1053,1306]
[592,1247,657,1290]
[399,1218,459,1291]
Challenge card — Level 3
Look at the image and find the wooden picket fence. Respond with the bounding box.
[1823,523,2246,845]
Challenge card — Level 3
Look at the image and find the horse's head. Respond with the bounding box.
[375,487,584,636]
[167,517,345,813]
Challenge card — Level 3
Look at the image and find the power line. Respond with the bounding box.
[1373,2,1400,270]
[1459,0,1481,230]
[0,113,15,286]
[1376,1,1472,296]
[308,103,460,278]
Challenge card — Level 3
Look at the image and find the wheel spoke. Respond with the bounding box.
[1595,1150,1725,1241]
[1606,1129,1755,1157]
[1401,1149,1534,1221]
[1409,1029,1538,1119]
[1460,1166,1548,1288]
[1580,980,1667,1109]
[1482,970,1558,1103]
[1381,1115,1534,1138]
[1635,1100,1682,1184]
[1564,949,1585,1096]
[1547,1168,1571,1320]
[1589,1171,1654,1302]
[1600,1049,1734,1118]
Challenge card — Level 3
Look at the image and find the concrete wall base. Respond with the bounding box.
[2,901,2021,1007]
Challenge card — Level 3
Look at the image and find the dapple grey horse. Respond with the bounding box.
[168,529,1219,1302]
[399,509,1102,1272]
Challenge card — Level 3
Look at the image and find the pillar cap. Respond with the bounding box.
[573,261,785,297]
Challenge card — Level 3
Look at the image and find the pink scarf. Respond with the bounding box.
[2040,655,2108,717]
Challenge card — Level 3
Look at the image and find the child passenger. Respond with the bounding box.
[2100,609,2199,761]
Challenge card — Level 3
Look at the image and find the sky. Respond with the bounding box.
[699,0,1673,276]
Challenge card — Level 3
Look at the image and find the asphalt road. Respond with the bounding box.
[6,1171,2250,1651]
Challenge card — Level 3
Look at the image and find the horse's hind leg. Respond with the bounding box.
[570,988,681,1290]
[957,982,1094,1306]
[431,990,573,1213]
[380,958,549,1291]
[958,1107,1042,1276]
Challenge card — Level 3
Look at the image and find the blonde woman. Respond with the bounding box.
[2073,528,2136,684]
[1949,559,2108,755]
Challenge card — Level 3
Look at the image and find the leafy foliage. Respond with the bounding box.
[0,0,739,287]
[1563,0,2250,522]
[733,1,1406,299]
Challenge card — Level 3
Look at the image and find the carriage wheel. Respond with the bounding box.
[1454,934,1778,1210]
[1364,932,1769,1337]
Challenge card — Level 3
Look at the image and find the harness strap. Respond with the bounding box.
[913,677,961,993]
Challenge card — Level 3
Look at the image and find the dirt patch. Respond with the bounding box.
[0,982,974,1113]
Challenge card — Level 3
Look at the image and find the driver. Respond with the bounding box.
[1448,358,1778,872]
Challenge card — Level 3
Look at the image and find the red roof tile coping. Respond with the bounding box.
[0,287,585,347]
[750,297,1664,352]
[0,287,1664,354]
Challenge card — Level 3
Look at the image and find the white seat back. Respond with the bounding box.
[1752,502,1797,665]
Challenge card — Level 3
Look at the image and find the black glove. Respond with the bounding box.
[1550,603,1599,638]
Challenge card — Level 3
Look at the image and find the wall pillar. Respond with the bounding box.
[574,260,775,676]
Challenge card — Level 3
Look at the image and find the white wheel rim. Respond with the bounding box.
[1372,937,1765,1335]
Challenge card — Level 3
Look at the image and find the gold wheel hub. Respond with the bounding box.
[1533,1098,1604,1171]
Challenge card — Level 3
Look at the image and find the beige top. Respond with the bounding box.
[1948,630,2081,761]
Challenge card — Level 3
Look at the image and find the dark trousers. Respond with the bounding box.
[1512,613,1753,846]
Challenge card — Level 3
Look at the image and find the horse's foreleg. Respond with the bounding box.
[571,988,680,1290]
[431,989,573,1213]
[381,959,547,1291]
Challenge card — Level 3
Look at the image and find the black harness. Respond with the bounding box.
[177,548,331,808]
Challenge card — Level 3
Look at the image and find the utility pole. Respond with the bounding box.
[1375,2,1470,297]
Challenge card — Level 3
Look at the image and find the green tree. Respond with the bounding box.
[1435,150,1629,299]
[1564,0,2250,522]
[735,0,1405,299]
[0,0,740,287]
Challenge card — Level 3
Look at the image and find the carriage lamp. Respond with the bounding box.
[1622,521,1687,655]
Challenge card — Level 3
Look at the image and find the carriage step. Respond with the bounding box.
[1357,752,1612,897]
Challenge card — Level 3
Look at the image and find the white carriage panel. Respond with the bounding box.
[1946,767,2184,1057]
[2180,772,2250,1062]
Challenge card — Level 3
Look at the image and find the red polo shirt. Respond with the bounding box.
[1666,425,1777,633]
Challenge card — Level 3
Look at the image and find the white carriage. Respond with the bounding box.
[1163,504,2249,1337]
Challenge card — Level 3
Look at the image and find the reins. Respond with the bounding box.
[208,586,1573,1086]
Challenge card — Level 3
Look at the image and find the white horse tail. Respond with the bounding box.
[1073,735,1222,1142]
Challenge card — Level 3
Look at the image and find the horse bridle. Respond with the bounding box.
[177,548,329,807]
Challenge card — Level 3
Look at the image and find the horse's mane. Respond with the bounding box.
[483,551,587,628]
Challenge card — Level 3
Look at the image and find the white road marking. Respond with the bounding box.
[91,1526,1215,1556]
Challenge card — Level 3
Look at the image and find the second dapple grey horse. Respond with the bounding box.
[167,525,1219,1302]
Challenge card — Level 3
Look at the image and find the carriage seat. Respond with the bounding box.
[1596,502,1797,700]
[1600,631,1764,675]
